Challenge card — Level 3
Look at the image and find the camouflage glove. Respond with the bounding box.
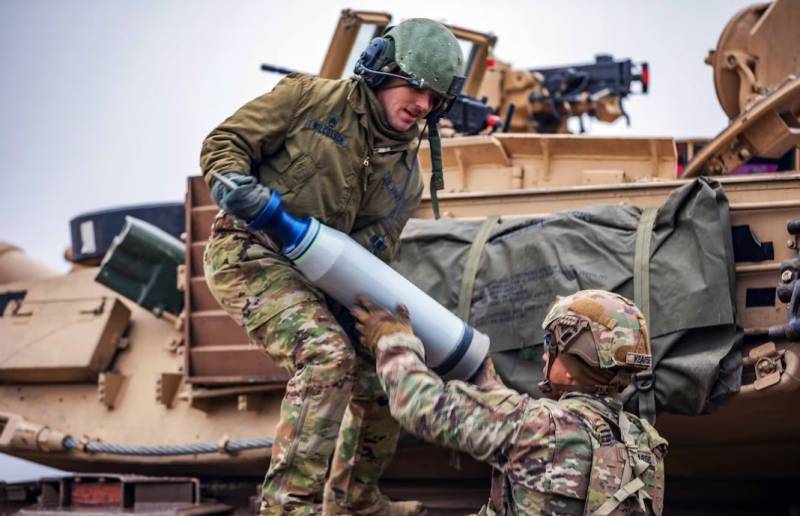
[210,172,271,221]
[472,356,506,389]
[351,295,414,355]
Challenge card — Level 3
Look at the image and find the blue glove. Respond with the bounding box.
[210,172,271,222]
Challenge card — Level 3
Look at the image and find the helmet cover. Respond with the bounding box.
[383,18,464,99]
[542,289,651,371]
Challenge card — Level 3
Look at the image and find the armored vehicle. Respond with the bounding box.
[282,9,649,136]
[1,2,799,514]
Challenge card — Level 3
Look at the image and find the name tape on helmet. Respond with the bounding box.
[626,352,652,369]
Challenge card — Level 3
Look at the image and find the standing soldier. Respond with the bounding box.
[352,290,668,515]
[200,18,464,516]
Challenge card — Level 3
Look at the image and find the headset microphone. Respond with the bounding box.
[356,63,424,90]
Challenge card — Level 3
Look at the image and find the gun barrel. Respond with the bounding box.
[260,63,299,75]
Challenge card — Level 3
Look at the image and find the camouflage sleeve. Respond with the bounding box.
[374,332,530,468]
[350,162,423,261]
[199,73,309,186]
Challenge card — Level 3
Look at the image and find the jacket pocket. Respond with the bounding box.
[358,174,399,220]
[278,154,318,193]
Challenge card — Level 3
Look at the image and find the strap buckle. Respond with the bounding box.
[633,370,654,391]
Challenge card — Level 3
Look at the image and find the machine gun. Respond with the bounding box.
[444,95,511,136]
[527,54,648,133]
[261,56,647,137]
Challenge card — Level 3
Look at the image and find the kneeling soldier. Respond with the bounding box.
[352,289,667,515]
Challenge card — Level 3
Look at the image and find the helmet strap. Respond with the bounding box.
[540,342,626,397]
[426,117,444,219]
[538,333,559,394]
[609,370,632,390]
[537,378,554,394]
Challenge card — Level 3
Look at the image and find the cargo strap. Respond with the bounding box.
[453,215,497,472]
[631,207,658,424]
[458,216,500,321]
[591,478,646,516]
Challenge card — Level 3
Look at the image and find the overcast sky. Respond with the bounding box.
[0,0,756,481]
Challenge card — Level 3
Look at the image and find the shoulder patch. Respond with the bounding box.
[637,450,655,468]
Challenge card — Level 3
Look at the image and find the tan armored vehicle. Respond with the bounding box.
[1,2,799,514]
[312,9,648,136]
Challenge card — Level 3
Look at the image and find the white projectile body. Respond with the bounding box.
[285,220,489,380]
[246,191,490,381]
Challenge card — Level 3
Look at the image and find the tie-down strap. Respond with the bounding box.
[458,216,500,321]
[632,207,658,424]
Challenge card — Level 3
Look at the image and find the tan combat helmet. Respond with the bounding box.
[539,289,652,394]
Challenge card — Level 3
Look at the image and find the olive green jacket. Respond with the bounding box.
[200,73,423,261]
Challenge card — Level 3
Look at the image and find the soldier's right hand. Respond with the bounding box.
[210,172,271,222]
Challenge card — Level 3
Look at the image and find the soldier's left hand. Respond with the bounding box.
[351,295,414,354]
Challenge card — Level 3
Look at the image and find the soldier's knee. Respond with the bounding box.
[301,335,357,388]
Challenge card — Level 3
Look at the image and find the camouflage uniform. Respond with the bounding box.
[374,333,666,515]
[201,73,422,514]
[369,290,667,515]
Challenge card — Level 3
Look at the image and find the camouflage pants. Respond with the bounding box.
[204,214,400,515]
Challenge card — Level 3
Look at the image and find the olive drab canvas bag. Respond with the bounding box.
[391,178,742,417]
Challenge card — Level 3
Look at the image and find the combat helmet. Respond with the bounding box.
[539,289,652,394]
[354,18,465,109]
